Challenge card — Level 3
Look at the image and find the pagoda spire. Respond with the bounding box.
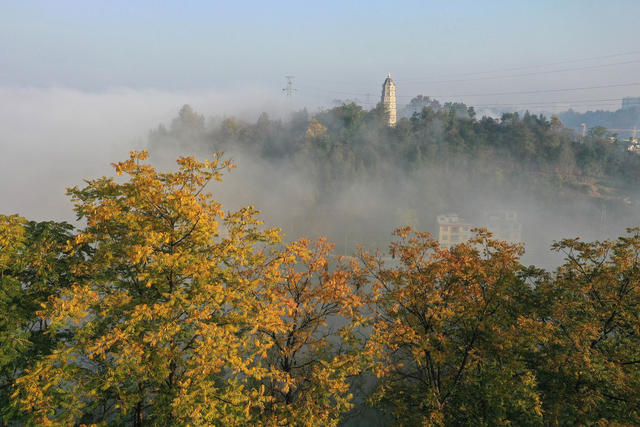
[381,73,397,127]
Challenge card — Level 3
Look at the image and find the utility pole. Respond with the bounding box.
[282,76,296,99]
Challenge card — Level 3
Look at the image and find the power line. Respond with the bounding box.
[398,59,640,85]
[490,99,616,108]
[401,50,640,81]
[299,81,640,99]
[298,50,640,87]
[299,86,381,97]
[424,82,640,98]
[471,97,623,107]
[473,101,621,109]
[301,86,638,111]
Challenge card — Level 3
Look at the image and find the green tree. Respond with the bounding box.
[0,217,83,424]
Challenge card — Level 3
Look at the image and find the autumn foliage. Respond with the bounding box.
[2,152,640,426]
[361,228,545,425]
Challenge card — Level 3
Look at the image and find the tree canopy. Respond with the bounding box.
[2,145,640,425]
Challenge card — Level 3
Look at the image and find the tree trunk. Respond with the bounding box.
[133,400,144,427]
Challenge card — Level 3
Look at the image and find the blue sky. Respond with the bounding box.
[2,0,640,223]
[2,1,640,109]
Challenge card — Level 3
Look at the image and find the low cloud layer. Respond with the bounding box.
[1,86,638,270]
[0,86,292,221]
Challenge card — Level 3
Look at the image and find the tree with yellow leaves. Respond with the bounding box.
[533,229,640,424]
[257,237,365,426]
[362,227,546,425]
[13,151,285,425]
[9,149,640,426]
[304,118,328,141]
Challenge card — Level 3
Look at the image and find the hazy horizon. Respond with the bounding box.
[2,1,640,112]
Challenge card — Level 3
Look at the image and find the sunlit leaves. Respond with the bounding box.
[14,151,283,425]
[5,150,640,425]
[363,227,544,425]
[258,238,365,426]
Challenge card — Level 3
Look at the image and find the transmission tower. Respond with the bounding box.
[283,76,296,99]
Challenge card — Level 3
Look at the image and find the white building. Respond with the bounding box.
[381,73,397,127]
[437,210,523,248]
[437,214,473,248]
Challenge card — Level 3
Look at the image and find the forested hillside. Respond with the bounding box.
[148,102,640,259]
[152,102,640,193]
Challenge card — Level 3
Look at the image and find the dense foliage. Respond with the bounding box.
[150,102,640,200]
[2,151,640,425]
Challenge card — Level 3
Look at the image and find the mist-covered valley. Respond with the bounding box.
[5,1,640,423]
[5,91,640,424]
[2,87,639,269]
[148,100,640,269]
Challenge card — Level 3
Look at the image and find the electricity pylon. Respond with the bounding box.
[283,76,296,99]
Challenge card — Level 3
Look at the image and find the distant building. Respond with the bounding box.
[483,210,522,243]
[622,97,640,110]
[381,73,397,127]
[437,214,473,248]
[627,139,640,153]
[437,210,523,248]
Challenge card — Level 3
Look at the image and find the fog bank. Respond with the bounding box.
[0,86,288,220]
[2,86,639,270]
